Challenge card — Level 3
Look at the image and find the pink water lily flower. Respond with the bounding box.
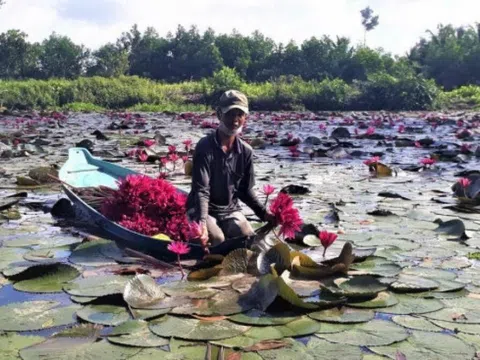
[262,184,276,196]
[183,139,193,151]
[458,178,472,188]
[398,125,405,133]
[143,139,155,147]
[420,158,436,166]
[168,145,177,154]
[138,152,148,162]
[365,127,375,135]
[363,156,380,166]
[319,230,338,257]
[167,241,191,279]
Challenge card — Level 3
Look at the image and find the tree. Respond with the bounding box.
[0,30,31,78]
[87,43,129,77]
[39,33,89,78]
[360,7,379,46]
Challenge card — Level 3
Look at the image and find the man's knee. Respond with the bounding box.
[206,216,225,245]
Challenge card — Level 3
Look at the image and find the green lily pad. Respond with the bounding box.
[325,276,387,298]
[0,301,79,331]
[434,219,467,237]
[376,294,444,315]
[13,263,80,293]
[441,257,472,270]
[70,295,98,304]
[317,320,408,346]
[4,235,81,249]
[315,322,358,334]
[0,332,45,360]
[308,307,374,323]
[0,248,27,271]
[19,338,141,360]
[53,324,103,338]
[68,240,118,267]
[423,297,480,324]
[401,266,457,280]
[457,333,480,351]
[277,271,319,309]
[350,257,402,277]
[123,274,166,308]
[258,337,363,360]
[392,315,443,332]
[257,243,291,275]
[229,309,299,326]
[129,307,171,320]
[23,248,70,262]
[368,331,475,360]
[348,291,399,309]
[219,248,254,276]
[390,274,439,292]
[407,289,468,300]
[237,274,279,312]
[64,275,132,297]
[108,320,169,347]
[149,315,250,340]
[161,281,219,299]
[430,319,480,335]
[76,304,130,326]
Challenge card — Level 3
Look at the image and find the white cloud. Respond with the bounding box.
[0,0,478,54]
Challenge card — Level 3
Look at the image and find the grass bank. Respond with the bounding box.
[0,71,477,112]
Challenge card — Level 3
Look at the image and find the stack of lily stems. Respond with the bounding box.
[73,186,117,211]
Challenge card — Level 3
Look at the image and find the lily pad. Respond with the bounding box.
[19,338,141,360]
[317,320,408,346]
[23,248,70,262]
[350,257,402,277]
[219,248,254,276]
[308,307,374,323]
[0,332,45,360]
[0,301,79,331]
[434,219,467,238]
[237,274,279,312]
[276,271,319,309]
[376,294,444,315]
[129,307,171,320]
[430,319,480,335]
[229,309,299,326]
[368,331,475,360]
[149,315,250,340]
[390,274,439,292]
[64,275,132,297]
[68,240,118,267]
[123,274,166,308]
[401,267,457,281]
[13,263,80,293]
[76,304,130,326]
[0,248,27,271]
[257,243,291,275]
[423,297,480,324]
[392,315,443,332]
[325,276,387,298]
[348,291,399,309]
[70,295,98,304]
[108,320,169,347]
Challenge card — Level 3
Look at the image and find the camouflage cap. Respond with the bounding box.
[218,89,249,115]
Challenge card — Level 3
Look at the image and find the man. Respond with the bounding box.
[186,90,274,246]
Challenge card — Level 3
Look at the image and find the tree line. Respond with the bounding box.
[0,12,480,91]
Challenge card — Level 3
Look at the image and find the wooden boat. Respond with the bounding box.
[59,148,266,261]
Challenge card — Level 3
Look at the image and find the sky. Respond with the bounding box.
[0,0,479,55]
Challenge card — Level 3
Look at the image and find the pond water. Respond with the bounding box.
[0,110,479,359]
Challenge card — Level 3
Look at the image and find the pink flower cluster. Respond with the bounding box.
[269,192,303,239]
[101,175,195,241]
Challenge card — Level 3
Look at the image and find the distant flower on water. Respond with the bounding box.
[143,139,155,147]
[181,155,189,163]
[138,152,148,162]
[363,156,380,166]
[169,153,180,163]
[420,158,436,166]
[415,141,422,148]
[319,123,327,131]
[183,139,193,151]
[458,178,472,188]
[319,230,338,257]
[398,125,405,133]
[365,127,375,136]
[168,145,177,154]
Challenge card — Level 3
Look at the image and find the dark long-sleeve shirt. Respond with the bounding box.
[186,130,267,223]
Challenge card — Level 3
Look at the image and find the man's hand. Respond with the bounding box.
[199,221,209,247]
[264,211,277,226]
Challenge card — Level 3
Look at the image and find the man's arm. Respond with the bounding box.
[191,147,211,223]
[237,151,267,221]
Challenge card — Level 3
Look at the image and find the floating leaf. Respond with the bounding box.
[70,295,98,304]
[129,307,171,321]
[0,332,45,360]
[401,267,457,281]
[317,320,408,346]
[434,219,468,238]
[350,257,402,277]
[238,274,279,312]
[123,274,166,308]
[0,248,27,271]
[390,274,439,293]
[76,304,130,326]
[376,294,444,315]
[53,324,103,338]
[0,301,79,331]
[392,315,443,332]
[368,331,475,360]
[348,291,399,309]
[441,257,472,270]
[13,263,80,293]
[424,297,480,324]
[289,251,321,268]
[325,276,387,298]
[23,248,70,262]
[308,307,374,323]
[68,240,117,267]
[187,266,222,281]
[108,320,169,347]
[229,309,298,326]
[149,315,250,340]
[20,338,140,360]
[64,275,132,297]
[257,243,291,275]
[429,319,480,335]
[276,271,318,309]
[219,248,254,276]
